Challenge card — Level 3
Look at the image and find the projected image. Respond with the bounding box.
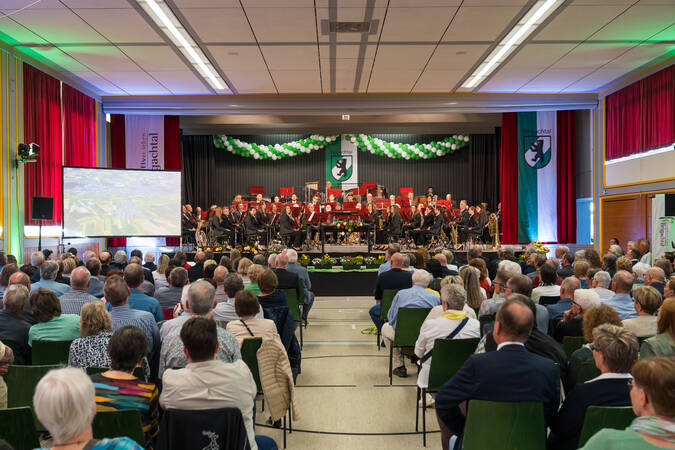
[63,167,181,237]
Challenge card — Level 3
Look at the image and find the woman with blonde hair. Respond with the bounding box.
[469,257,492,296]
[68,302,114,370]
[459,265,484,309]
[152,254,170,289]
[623,286,663,338]
[238,257,253,285]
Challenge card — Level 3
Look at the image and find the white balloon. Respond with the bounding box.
[464,136,469,142]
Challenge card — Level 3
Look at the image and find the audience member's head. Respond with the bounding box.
[506,274,534,298]
[632,262,649,282]
[113,250,127,265]
[186,280,216,315]
[581,305,621,342]
[248,264,264,285]
[433,253,447,267]
[213,265,227,286]
[574,260,590,279]
[70,266,91,291]
[440,284,467,311]
[202,262,217,280]
[223,273,245,298]
[8,271,30,288]
[425,259,443,278]
[2,284,29,314]
[62,258,77,276]
[30,288,61,323]
[555,245,569,259]
[441,249,454,265]
[494,297,534,344]
[238,257,253,274]
[608,244,623,256]
[602,253,617,272]
[644,267,666,285]
[252,254,267,266]
[562,252,575,267]
[560,276,581,299]
[412,269,433,288]
[574,289,601,315]
[128,256,142,266]
[665,279,675,299]
[19,264,35,279]
[497,259,522,275]
[168,267,188,288]
[267,254,277,269]
[385,244,401,260]
[123,263,144,289]
[630,357,675,418]
[539,263,557,285]
[286,249,299,264]
[108,326,148,372]
[657,298,675,340]
[654,259,673,279]
[103,275,129,307]
[584,249,602,268]
[180,317,218,363]
[40,261,59,281]
[592,271,611,289]
[85,258,101,278]
[99,251,111,265]
[79,301,112,337]
[0,264,18,287]
[144,252,155,265]
[258,269,279,295]
[390,252,404,269]
[194,251,206,264]
[31,251,45,267]
[591,323,638,373]
[612,270,634,293]
[469,258,488,281]
[234,290,261,318]
[459,265,483,308]
[632,286,663,316]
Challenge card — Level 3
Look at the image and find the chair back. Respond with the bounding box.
[427,338,480,392]
[380,289,399,322]
[399,187,413,197]
[393,308,431,347]
[6,364,60,408]
[283,289,302,323]
[578,406,636,448]
[462,400,546,450]
[575,361,601,384]
[0,406,40,450]
[539,295,561,306]
[157,408,250,450]
[562,335,586,359]
[31,339,73,365]
[86,366,145,380]
[92,410,145,447]
[240,338,263,394]
[1,339,26,365]
[162,308,174,320]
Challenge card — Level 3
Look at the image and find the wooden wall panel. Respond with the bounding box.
[600,195,648,255]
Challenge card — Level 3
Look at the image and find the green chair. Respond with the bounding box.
[389,307,431,385]
[462,400,546,450]
[417,337,480,446]
[377,289,399,350]
[31,339,73,365]
[2,339,28,366]
[86,366,146,380]
[0,406,40,450]
[6,364,60,432]
[92,410,145,447]
[575,362,601,384]
[283,288,304,348]
[577,406,636,448]
[562,336,586,359]
[240,338,263,395]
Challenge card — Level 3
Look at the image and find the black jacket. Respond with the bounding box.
[244,214,260,236]
[430,214,444,234]
[157,407,250,450]
[279,214,296,236]
[274,268,300,298]
[187,262,204,282]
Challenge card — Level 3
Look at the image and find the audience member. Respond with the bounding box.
[110,251,127,272]
[532,263,561,304]
[616,255,633,273]
[608,244,623,257]
[605,270,638,320]
[273,252,300,301]
[99,251,112,276]
[383,270,441,378]
[558,252,575,279]
[441,249,459,272]
[665,279,675,299]
[90,326,159,447]
[554,289,601,342]
[28,288,81,346]
[59,266,101,315]
[549,324,638,450]
[30,261,70,296]
[0,285,31,364]
[61,257,77,282]
[154,266,188,310]
[0,263,18,300]
[654,258,673,281]
[227,290,281,346]
[637,238,651,265]
[124,264,162,322]
[632,262,649,288]
[68,301,114,371]
[266,253,277,270]
[460,265,485,309]
[85,258,104,298]
[580,357,675,450]
[623,286,662,337]
[0,340,12,408]
[590,270,614,301]
[285,248,315,320]
[547,277,581,321]
[644,267,666,297]
[152,254,170,290]
[238,257,253,284]
[602,253,618,278]
[378,244,401,274]
[245,264,264,296]
[477,268,512,318]
[213,273,262,323]
[187,251,206,282]
[29,251,44,283]
[584,249,603,269]
[640,297,675,358]
[574,260,590,288]
[33,367,143,449]
[143,252,157,272]
[370,253,413,331]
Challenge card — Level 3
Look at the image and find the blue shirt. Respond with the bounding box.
[128,288,163,322]
[109,304,160,355]
[378,260,391,275]
[30,279,70,297]
[388,285,441,327]
[602,293,637,320]
[546,298,573,321]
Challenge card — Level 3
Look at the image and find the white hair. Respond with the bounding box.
[31,251,44,266]
[144,252,155,263]
[113,250,127,264]
[412,269,433,287]
[632,262,649,281]
[574,289,601,311]
[609,244,623,256]
[498,259,522,275]
[286,249,298,264]
[81,250,96,263]
[267,253,277,268]
[575,250,586,262]
[593,270,611,288]
[33,367,96,444]
[40,260,59,280]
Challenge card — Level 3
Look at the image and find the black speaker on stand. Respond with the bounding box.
[31,197,53,251]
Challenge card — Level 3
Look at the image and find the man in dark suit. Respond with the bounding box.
[187,251,206,282]
[435,297,560,449]
[558,252,575,279]
[456,200,471,244]
[273,252,300,300]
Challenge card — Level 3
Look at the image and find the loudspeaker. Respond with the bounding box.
[666,194,675,217]
[31,196,53,220]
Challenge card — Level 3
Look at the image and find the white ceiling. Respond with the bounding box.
[0,0,673,96]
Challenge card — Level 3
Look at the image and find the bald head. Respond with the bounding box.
[433,253,447,266]
[560,276,581,299]
[645,267,666,284]
[612,270,634,293]
[390,252,404,269]
[494,298,534,343]
[276,252,288,268]
[70,266,91,291]
[194,251,206,263]
[8,271,30,288]
[99,251,111,265]
[213,265,227,284]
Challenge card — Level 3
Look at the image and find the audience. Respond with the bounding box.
[637,238,652,265]
[549,324,639,450]
[59,266,101,315]
[558,252,575,279]
[0,284,31,364]
[272,252,301,302]
[370,253,413,331]
[0,263,18,300]
[68,301,114,371]
[285,248,315,319]
[644,267,666,297]
[143,252,157,272]
[90,326,159,447]
[152,254,170,289]
[187,251,206,281]
[477,268,511,317]
[33,367,143,449]
[0,340,12,408]
[227,290,281,346]
[665,279,675,299]
[623,286,662,337]
[29,251,44,283]
[554,289,601,342]
[547,276,581,321]
[213,273,263,323]
[154,266,188,310]
[30,260,70,296]
[574,260,591,288]
[604,270,638,320]
[28,288,81,346]
[124,264,163,322]
[532,263,561,304]
[459,265,485,308]
[238,257,253,284]
[85,258,105,298]
[632,262,650,288]
[640,297,675,358]
[591,270,614,301]
[580,357,675,450]
[378,244,401,274]
[245,264,264,295]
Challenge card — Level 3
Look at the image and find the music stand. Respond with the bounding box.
[248,185,264,196]
[399,187,413,197]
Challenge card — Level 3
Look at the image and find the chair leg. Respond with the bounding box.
[299,320,303,348]
[415,386,420,432]
[262,397,265,412]
[377,329,381,350]
[389,345,393,385]
[422,388,427,447]
[283,414,287,449]
[289,409,292,434]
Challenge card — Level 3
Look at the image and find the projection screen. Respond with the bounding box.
[62,167,181,237]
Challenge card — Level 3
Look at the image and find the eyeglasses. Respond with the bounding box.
[588,344,596,351]
[627,379,634,388]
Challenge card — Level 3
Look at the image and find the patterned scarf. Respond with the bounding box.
[629,416,675,443]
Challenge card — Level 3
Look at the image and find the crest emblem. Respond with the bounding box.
[523,135,552,169]
[331,155,353,181]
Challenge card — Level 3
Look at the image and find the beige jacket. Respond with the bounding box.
[256,338,299,422]
[0,341,7,409]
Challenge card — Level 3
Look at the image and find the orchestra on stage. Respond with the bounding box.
[181,184,501,251]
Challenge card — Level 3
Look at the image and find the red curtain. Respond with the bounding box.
[557,110,577,243]
[164,115,181,246]
[606,64,674,159]
[108,114,127,247]
[23,63,63,226]
[63,84,96,167]
[499,112,518,244]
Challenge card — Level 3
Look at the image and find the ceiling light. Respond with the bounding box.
[461,0,564,90]
[136,0,229,92]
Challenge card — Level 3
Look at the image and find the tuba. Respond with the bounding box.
[488,213,499,248]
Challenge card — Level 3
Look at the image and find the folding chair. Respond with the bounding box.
[0,406,40,450]
[577,406,636,448]
[283,288,304,348]
[575,361,601,384]
[562,336,586,359]
[462,400,546,450]
[377,289,399,350]
[158,408,252,450]
[6,364,60,432]
[1,339,27,365]
[389,308,431,385]
[31,339,73,365]
[416,338,480,446]
[539,295,561,306]
[92,410,145,447]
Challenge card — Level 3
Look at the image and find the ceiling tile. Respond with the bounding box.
[225,70,277,93]
[260,45,319,70]
[367,68,420,92]
[533,4,629,41]
[61,0,132,7]
[461,0,528,4]
[208,45,268,71]
[519,68,592,92]
[650,23,675,41]
[73,8,164,44]
[412,69,465,92]
[389,0,461,5]
[14,45,89,72]
[442,6,522,42]
[98,71,171,95]
[589,5,675,41]
[315,0,388,6]
[6,9,106,44]
[173,0,240,6]
[501,42,577,69]
[321,58,374,72]
[373,44,436,70]
[118,45,189,72]
[72,71,127,95]
[561,68,627,92]
[0,0,63,9]
[551,42,636,70]
[319,43,376,60]
[242,0,314,5]
[148,71,213,94]
[0,20,49,45]
[271,70,321,93]
[178,8,256,43]
[379,7,456,42]
[245,7,317,42]
[321,66,365,92]
[478,67,534,92]
[426,44,490,70]
[64,45,140,72]
[601,42,674,70]
[315,7,387,43]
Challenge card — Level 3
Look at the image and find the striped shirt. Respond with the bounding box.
[59,289,102,315]
[109,305,160,354]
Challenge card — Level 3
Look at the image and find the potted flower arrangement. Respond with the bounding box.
[237,244,258,259]
[300,254,310,267]
[336,219,363,233]
[364,256,378,268]
[340,255,364,269]
[199,245,223,252]
[312,254,337,268]
[266,243,285,254]
[375,255,386,265]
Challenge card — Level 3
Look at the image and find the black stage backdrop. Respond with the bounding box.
[181,133,500,209]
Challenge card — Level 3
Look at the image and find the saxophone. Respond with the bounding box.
[488,213,499,248]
